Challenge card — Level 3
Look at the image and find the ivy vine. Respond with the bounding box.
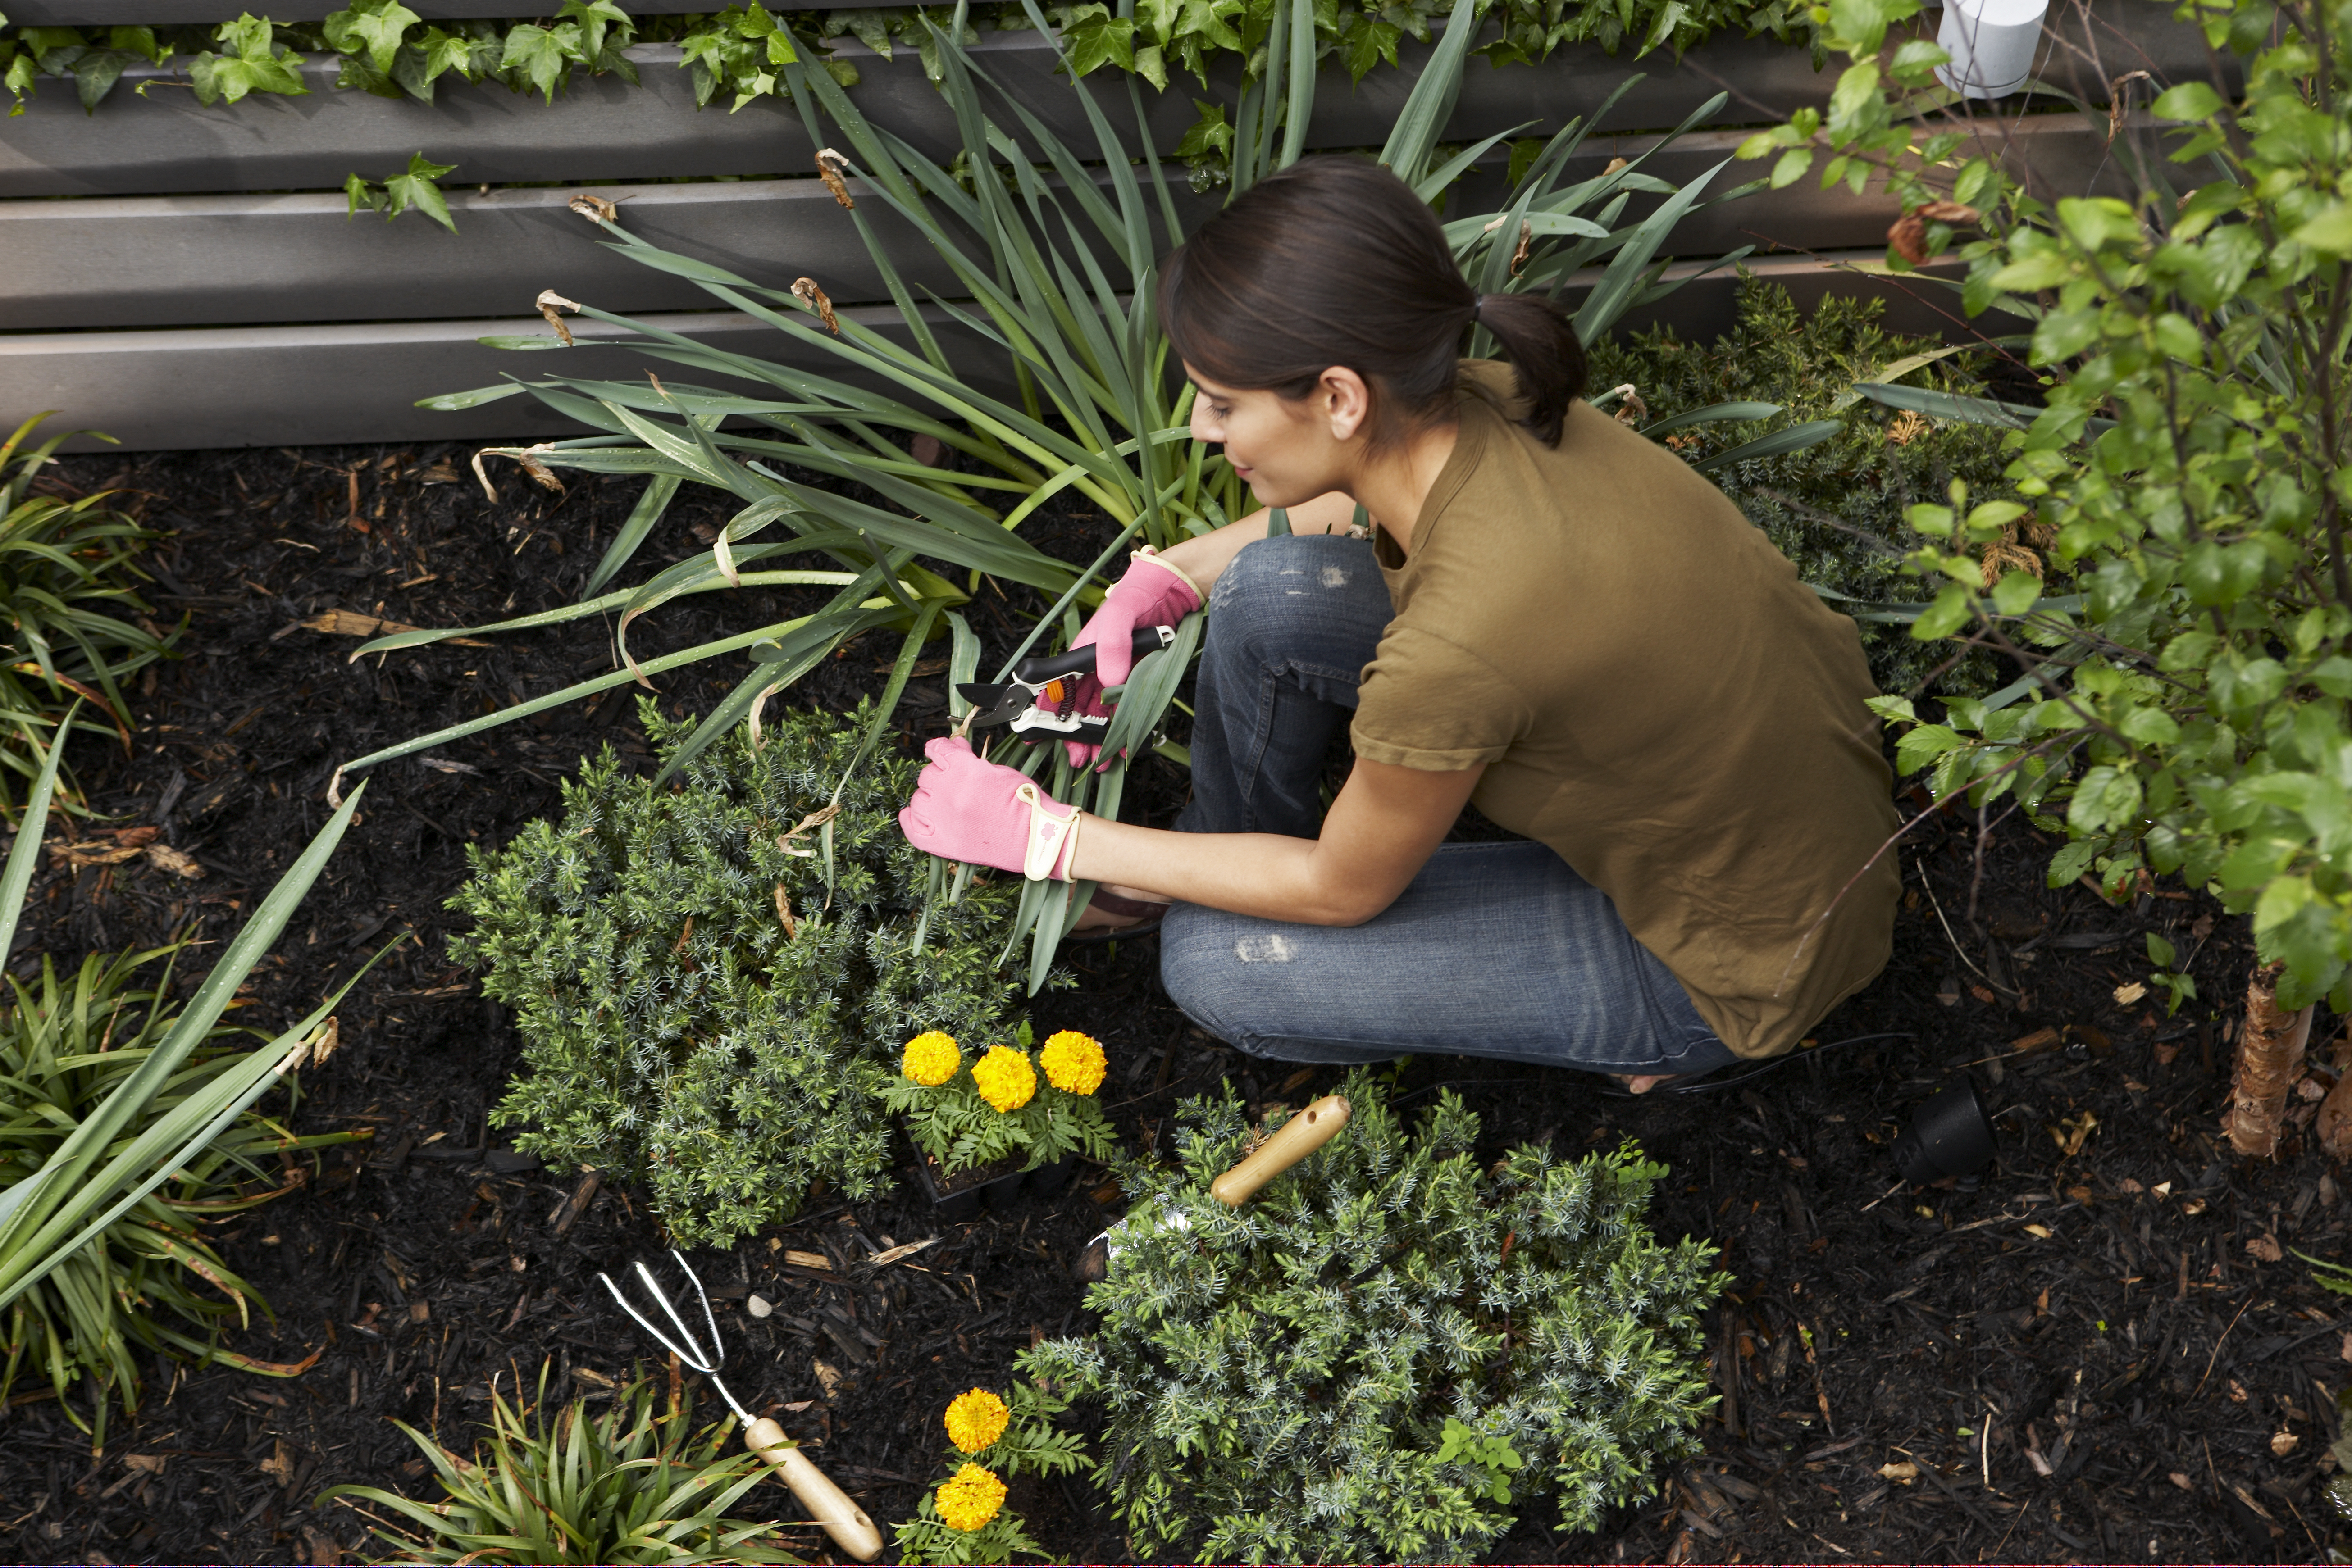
[2,0,1819,142]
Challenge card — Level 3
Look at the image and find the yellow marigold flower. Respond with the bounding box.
[971,1045,1036,1113]
[935,1462,1006,1532]
[943,1388,1010,1454]
[902,1031,961,1087]
[1039,1030,1107,1095]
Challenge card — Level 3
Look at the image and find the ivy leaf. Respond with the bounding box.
[1063,6,1137,77]
[70,47,138,109]
[1176,99,1233,160]
[382,150,459,232]
[501,23,571,101]
[324,0,420,74]
[557,0,630,62]
[343,171,387,217]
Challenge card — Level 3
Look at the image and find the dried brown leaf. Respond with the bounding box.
[792,277,840,335]
[567,192,619,224]
[145,843,205,879]
[774,883,798,940]
[816,147,854,208]
[1604,383,1648,427]
[1510,220,1533,277]
[1887,214,1929,267]
[535,289,582,346]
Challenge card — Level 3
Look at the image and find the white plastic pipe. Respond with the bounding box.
[1934,0,2049,99]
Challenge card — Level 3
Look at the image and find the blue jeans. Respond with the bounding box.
[1160,534,1737,1076]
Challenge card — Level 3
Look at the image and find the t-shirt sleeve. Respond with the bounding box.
[1350,623,1531,770]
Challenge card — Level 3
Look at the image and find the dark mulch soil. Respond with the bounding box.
[1,438,2347,1567]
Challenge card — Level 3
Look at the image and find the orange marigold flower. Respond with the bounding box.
[1039,1029,1107,1095]
[902,1031,961,1087]
[935,1462,1006,1532]
[944,1388,1010,1454]
[971,1045,1036,1113]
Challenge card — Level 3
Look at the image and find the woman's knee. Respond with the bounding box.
[1204,535,1383,665]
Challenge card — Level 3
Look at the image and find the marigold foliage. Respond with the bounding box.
[448,699,1024,1247]
[902,1031,962,1088]
[1021,1071,1728,1563]
[970,1044,1036,1113]
[944,1388,1010,1454]
[1039,1028,1107,1095]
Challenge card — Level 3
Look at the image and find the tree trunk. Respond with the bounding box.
[2227,960,2312,1158]
[2318,1028,2352,1162]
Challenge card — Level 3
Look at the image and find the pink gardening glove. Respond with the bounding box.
[1062,549,1203,767]
[898,736,1082,880]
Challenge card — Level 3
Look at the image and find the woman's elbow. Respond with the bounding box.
[1295,881,1400,927]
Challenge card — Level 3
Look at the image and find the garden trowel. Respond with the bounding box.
[1072,1094,1352,1284]
[955,624,1177,744]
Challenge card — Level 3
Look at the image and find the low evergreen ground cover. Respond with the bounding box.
[448,698,1032,1248]
[1022,1073,1727,1564]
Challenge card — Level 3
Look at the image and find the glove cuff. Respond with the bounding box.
[1016,782,1083,882]
[1131,546,1204,609]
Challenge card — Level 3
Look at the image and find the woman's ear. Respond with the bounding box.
[1318,367,1373,443]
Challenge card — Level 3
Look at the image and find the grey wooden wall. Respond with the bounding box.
[1,0,2228,450]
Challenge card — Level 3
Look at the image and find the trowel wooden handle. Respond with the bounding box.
[1212,1095,1350,1207]
[743,1417,883,1563]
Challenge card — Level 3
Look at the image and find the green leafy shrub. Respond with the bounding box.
[1738,0,2352,1014]
[1021,1073,1728,1564]
[448,698,1028,1248]
[893,1383,1087,1565]
[0,946,364,1445]
[884,1023,1117,1178]
[321,1365,804,1565]
[0,415,179,813]
[1590,279,2022,698]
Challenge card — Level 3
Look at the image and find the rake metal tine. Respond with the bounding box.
[636,1257,723,1373]
[669,1246,729,1370]
[597,1267,695,1363]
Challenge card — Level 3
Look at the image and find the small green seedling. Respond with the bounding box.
[1437,1418,1524,1505]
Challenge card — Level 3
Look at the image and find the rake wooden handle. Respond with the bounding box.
[743,1417,883,1563]
[1211,1095,1351,1207]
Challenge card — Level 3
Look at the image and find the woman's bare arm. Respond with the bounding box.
[1070,754,1481,925]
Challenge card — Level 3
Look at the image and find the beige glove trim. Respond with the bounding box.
[1131,545,1204,603]
[1016,782,1083,882]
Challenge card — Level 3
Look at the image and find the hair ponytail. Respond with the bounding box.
[1160,157,1590,448]
[1467,291,1586,446]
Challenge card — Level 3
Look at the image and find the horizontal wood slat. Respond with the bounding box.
[2,116,2138,332]
[7,0,898,21]
[4,250,1992,452]
[0,2,2222,200]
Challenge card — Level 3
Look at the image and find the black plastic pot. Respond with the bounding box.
[1893,1077,1996,1184]
[910,1147,1080,1222]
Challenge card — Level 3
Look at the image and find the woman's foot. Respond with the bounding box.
[1612,1073,1680,1095]
[1070,882,1171,938]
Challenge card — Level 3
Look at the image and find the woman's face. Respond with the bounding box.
[1185,364,1367,509]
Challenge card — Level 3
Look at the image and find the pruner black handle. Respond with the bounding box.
[1009,624,1176,687]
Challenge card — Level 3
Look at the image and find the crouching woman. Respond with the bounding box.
[896,156,1900,1089]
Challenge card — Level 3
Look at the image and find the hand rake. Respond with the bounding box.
[600,1249,884,1563]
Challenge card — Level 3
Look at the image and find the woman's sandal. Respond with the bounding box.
[1065,888,1170,943]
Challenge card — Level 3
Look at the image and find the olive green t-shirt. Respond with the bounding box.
[1351,362,1900,1059]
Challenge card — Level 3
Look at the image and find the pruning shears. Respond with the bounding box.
[953,624,1178,744]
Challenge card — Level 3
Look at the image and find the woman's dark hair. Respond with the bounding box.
[1159,156,1589,446]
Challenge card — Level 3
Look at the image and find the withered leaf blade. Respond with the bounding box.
[1510,219,1533,277]
[567,192,620,223]
[792,277,840,335]
[816,147,854,208]
[1605,382,1648,427]
[514,442,566,496]
[535,288,583,346]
